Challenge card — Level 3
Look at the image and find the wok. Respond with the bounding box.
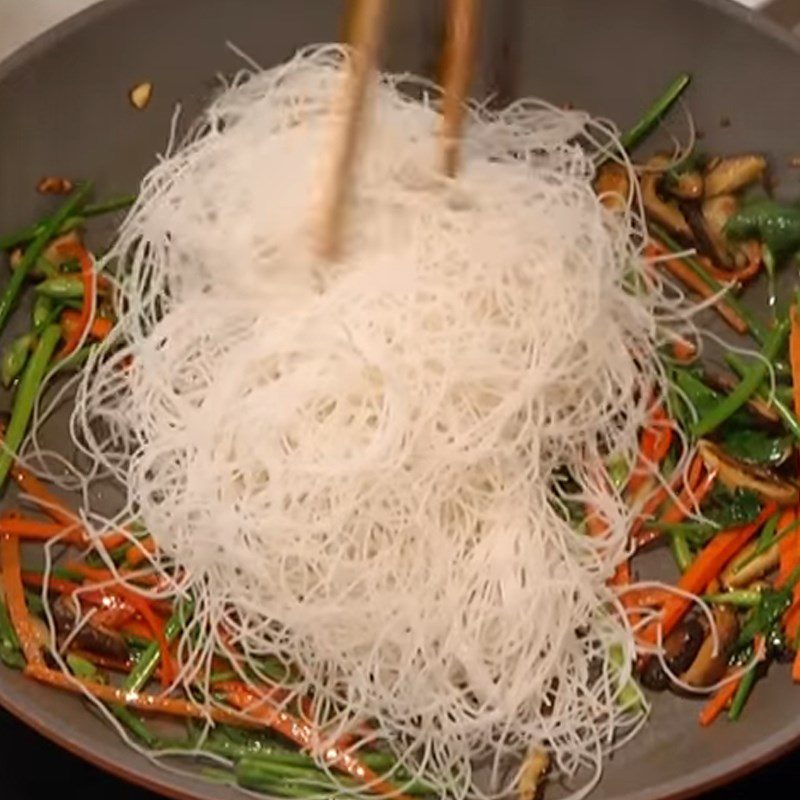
[1,1,799,798]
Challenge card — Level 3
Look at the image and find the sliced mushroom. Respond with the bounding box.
[642,169,692,239]
[722,540,780,588]
[680,606,740,688]
[666,170,704,200]
[705,155,767,198]
[595,162,630,212]
[519,749,549,800]
[640,617,705,690]
[682,201,731,268]
[697,439,799,506]
[51,596,128,661]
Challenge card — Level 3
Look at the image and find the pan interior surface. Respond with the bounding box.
[1,2,800,800]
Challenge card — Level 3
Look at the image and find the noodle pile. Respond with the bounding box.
[63,45,690,799]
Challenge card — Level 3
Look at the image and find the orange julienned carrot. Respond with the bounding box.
[11,466,79,529]
[645,243,748,334]
[699,674,742,727]
[640,503,778,647]
[60,309,113,343]
[627,405,673,497]
[125,536,155,567]
[0,515,79,544]
[25,664,250,725]
[0,534,43,665]
[794,646,800,682]
[671,337,697,363]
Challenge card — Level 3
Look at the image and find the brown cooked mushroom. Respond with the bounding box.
[51,596,128,661]
[640,616,705,690]
[704,155,767,198]
[43,230,82,267]
[680,606,740,688]
[722,540,780,589]
[519,749,549,800]
[595,162,630,211]
[697,439,799,506]
[666,170,704,200]
[682,201,732,268]
[642,165,692,239]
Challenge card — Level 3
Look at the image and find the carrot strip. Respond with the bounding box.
[636,457,713,546]
[125,536,155,567]
[25,664,248,725]
[1,534,43,664]
[221,683,410,800]
[11,466,79,529]
[659,466,716,526]
[0,515,78,543]
[627,405,673,497]
[641,503,777,647]
[671,337,697,363]
[699,674,741,727]
[645,243,748,334]
[793,647,800,682]
[11,466,131,553]
[60,309,113,343]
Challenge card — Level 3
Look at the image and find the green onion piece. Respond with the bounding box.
[669,531,693,572]
[729,665,758,721]
[0,183,92,335]
[726,352,800,440]
[620,73,691,152]
[0,193,135,252]
[0,324,61,487]
[34,275,85,300]
[703,590,762,607]
[692,317,789,437]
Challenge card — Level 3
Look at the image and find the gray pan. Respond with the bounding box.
[1,1,799,798]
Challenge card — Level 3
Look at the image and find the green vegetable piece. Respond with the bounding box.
[669,530,693,572]
[0,193,135,252]
[0,184,91,336]
[737,569,799,650]
[691,316,790,437]
[35,275,84,300]
[673,369,721,420]
[620,73,691,153]
[32,294,54,330]
[726,200,800,266]
[702,485,762,528]
[728,663,758,721]
[609,644,642,710]
[703,590,762,607]
[726,352,800,441]
[66,653,100,680]
[721,428,792,467]
[1,333,33,388]
[0,324,61,487]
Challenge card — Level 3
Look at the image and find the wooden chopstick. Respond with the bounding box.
[315,0,389,260]
[440,0,479,178]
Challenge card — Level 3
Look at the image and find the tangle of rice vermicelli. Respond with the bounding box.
[61,44,698,800]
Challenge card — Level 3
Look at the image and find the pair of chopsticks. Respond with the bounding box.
[316,0,480,260]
